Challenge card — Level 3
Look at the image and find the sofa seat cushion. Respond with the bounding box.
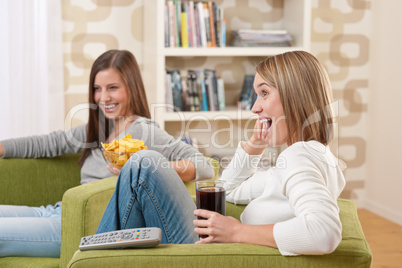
[68,199,371,268]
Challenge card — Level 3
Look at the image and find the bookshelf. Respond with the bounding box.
[143,0,311,157]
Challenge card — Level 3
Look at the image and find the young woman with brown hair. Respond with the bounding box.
[0,50,214,257]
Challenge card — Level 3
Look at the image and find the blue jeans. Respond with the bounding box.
[97,150,198,244]
[0,204,61,257]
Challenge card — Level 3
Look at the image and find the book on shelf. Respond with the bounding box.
[196,2,207,47]
[165,68,225,112]
[165,73,174,112]
[232,29,293,47]
[181,11,189,47]
[167,1,173,47]
[166,69,184,111]
[164,5,170,48]
[207,2,216,47]
[187,70,200,111]
[165,1,226,48]
[203,3,211,47]
[197,71,208,111]
[238,74,256,110]
[204,69,218,111]
[175,1,182,47]
[217,78,225,111]
[214,3,222,48]
[188,1,197,47]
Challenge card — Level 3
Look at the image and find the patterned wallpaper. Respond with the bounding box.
[62,0,143,126]
[62,0,371,203]
[311,0,370,202]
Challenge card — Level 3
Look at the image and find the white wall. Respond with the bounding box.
[366,0,402,225]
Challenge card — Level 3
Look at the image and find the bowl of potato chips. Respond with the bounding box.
[101,134,147,169]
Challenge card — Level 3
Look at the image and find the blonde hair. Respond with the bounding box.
[256,51,335,145]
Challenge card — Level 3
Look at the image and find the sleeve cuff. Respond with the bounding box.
[1,139,16,158]
[191,154,215,180]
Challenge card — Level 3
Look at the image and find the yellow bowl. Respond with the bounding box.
[102,149,136,169]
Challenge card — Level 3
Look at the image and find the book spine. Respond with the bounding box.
[221,18,226,47]
[196,2,207,47]
[203,3,211,47]
[205,70,216,111]
[196,77,203,111]
[183,2,192,47]
[214,5,220,47]
[182,78,191,111]
[208,1,216,47]
[198,71,208,111]
[172,70,184,111]
[193,4,201,47]
[175,1,181,47]
[189,1,197,48]
[165,73,173,111]
[181,10,189,47]
[190,72,200,111]
[168,1,175,47]
[164,5,169,47]
[217,78,225,111]
[211,70,219,110]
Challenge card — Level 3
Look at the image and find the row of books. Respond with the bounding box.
[164,1,226,48]
[166,69,225,112]
[232,29,292,47]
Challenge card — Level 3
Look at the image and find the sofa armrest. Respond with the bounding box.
[0,154,81,206]
[60,176,118,268]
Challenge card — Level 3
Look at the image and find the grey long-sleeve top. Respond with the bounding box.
[2,117,214,184]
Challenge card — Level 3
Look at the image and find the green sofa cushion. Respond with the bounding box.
[67,199,372,268]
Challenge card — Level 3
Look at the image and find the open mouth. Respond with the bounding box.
[260,118,272,133]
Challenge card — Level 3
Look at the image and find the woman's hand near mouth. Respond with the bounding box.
[242,118,270,155]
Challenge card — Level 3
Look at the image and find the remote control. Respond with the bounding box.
[79,227,162,251]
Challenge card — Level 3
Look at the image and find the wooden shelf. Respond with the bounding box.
[161,107,257,122]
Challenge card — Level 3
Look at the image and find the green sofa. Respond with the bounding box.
[0,154,372,267]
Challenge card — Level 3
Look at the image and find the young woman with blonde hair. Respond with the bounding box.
[193,50,346,255]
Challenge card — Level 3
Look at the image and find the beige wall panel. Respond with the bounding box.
[64,93,89,128]
[367,0,402,224]
[131,6,143,42]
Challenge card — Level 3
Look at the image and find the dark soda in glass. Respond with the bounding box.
[196,186,226,238]
[196,187,226,216]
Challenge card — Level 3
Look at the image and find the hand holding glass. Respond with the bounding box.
[195,180,226,238]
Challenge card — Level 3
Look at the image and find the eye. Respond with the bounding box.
[261,90,268,97]
[93,86,100,92]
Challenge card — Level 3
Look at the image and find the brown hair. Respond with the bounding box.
[79,50,151,166]
[256,51,335,145]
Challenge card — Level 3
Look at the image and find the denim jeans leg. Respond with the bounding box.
[0,204,61,257]
[97,150,198,244]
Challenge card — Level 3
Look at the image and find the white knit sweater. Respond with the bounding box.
[222,141,346,256]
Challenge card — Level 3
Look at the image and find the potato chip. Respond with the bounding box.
[101,134,147,168]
